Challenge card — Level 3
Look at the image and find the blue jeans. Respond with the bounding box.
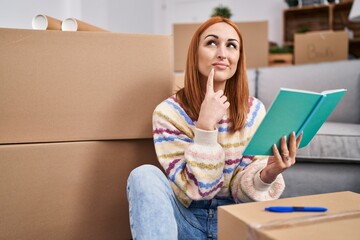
[126,164,235,240]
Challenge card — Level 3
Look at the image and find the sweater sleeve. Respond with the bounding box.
[153,100,225,201]
[230,157,285,202]
[230,99,285,202]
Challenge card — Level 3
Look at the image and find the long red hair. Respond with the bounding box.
[176,16,249,132]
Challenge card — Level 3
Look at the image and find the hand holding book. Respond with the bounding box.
[243,88,347,156]
[260,131,303,183]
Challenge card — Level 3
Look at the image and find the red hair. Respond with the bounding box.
[176,16,249,132]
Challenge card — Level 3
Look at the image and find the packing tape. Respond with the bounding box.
[246,209,360,240]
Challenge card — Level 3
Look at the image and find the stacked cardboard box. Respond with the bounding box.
[0,28,173,239]
[219,191,360,240]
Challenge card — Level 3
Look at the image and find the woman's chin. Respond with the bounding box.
[214,73,232,82]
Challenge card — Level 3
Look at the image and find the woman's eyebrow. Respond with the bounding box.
[205,34,219,39]
[228,38,239,43]
[204,34,239,43]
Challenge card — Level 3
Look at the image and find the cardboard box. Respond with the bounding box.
[294,31,348,65]
[0,28,173,144]
[173,21,268,72]
[0,139,159,240]
[218,191,360,240]
[173,72,185,93]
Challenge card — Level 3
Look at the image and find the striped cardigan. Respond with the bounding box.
[152,95,285,207]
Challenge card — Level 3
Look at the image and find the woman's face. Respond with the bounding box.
[197,22,240,89]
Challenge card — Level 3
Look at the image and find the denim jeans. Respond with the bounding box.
[126,164,235,240]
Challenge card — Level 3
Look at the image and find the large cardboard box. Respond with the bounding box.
[0,139,159,240]
[174,21,268,72]
[294,31,348,65]
[173,72,185,93]
[218,191,360,240]
[0,28,173,144]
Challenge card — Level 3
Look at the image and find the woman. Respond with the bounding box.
[127,16,302,240]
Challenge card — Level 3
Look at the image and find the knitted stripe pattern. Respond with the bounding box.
[153,95,285,207]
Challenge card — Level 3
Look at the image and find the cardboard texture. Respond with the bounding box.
[0,28,173,144]
[0,139,159,240]
[173,72,185,93]
[173,21,268,72]
[218,191,360,240]
[294,31,348,65]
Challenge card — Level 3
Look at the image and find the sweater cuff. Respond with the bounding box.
[240,161,285,201]
[254,169,272,191]
[194,127,218,145]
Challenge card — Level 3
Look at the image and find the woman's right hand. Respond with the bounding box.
[196,68,230,131]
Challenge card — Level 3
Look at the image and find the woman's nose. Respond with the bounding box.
[217,46,227,60]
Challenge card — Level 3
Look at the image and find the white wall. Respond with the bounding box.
[0,0,288,45]
[0,0,68,29]
[0,0,155,34]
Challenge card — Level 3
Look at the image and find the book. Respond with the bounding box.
[243,88,347,156]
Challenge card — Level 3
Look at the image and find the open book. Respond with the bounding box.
[243,88,347,156]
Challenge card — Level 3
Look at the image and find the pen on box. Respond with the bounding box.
[265,206,328,213]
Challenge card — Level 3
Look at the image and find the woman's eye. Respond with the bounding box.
[206,40,216,46]
[228,43,237,49]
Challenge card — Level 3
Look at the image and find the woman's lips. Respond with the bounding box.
[212,63,228,70]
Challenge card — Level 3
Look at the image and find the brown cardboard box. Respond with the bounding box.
[0,139,159,240]
[0,28,173,144]
[294,31,348,65]
[218,191,360,240]
[173,72,185,93]
[173,21,268,72]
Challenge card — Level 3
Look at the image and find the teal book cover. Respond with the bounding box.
[243,88,347,156]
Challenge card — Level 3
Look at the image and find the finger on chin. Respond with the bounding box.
[206,68,215,93]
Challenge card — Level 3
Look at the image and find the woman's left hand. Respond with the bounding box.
[260,131,303,184]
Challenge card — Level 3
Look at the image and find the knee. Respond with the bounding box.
[127,164,165,192]
[129,164,163,181]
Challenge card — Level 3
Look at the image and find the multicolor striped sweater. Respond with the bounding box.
[153,95,285,207]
